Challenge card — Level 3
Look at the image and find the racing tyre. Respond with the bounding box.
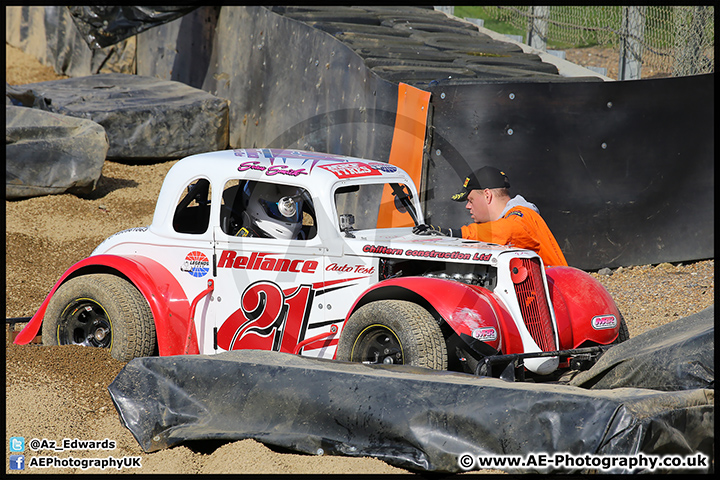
[613,314,630,344]
[336,300,447,369]
[42,274,156,361]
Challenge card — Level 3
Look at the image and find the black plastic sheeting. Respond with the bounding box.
[10,74,228,161]
[108,311,714,473]
[423,73,714,270]
[571,306,714,391]
[67,6,198,49]
[6,105,108,199]
[6,6,136,78]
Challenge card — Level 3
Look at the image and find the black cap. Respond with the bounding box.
[451,166,510,202]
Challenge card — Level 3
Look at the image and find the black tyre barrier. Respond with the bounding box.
[363,58,459,69]
[391,21,485,36]
[359,6,438,16]
[269,6,371,15]
[461,63,561,79]
[455,51,544,64]
[371,65,478,83]
[419,33,524,54]
[334,32,426,48]
[308,22,413,38]
[353,46,457,62]
[281,10,382,26]
[454,55,560,75]
[377,14,471,28]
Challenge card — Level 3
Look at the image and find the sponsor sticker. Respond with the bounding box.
[181,251,210,278]
[237,160,308,177]
[319,162,382,178]
[591,314,617,330]
[367,162,398,173]
[472,327,497,342]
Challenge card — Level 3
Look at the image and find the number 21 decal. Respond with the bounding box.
[216,281,313,352]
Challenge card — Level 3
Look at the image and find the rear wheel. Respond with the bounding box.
[42,274,156,361]
[336,300,447,369]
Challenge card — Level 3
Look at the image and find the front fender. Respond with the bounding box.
[545,266,621,348]
[14,254,197,355]
[346,276,523,354]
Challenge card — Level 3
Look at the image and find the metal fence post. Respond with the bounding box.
[527,6,549,51]
[618,6,646,80]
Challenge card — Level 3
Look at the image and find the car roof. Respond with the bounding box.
[167,148,412,187]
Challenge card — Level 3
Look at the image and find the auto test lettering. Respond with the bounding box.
[217,251,318,273]
[216,281,313,352]
[326,263,375,275]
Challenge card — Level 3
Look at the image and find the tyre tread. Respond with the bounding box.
[337,300,447,369]
[42,274,156,361]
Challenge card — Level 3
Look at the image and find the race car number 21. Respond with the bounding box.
[216,281,313,353]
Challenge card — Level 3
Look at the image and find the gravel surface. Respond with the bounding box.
[5,41,713,475]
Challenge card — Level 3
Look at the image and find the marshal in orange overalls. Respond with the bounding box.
[461,205,568,267]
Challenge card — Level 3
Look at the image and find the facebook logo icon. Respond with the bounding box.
[10,455,25,470]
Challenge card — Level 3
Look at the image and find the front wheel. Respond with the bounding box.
[612,314,630,345]
[42,274,156,361]
[336,300,447,370]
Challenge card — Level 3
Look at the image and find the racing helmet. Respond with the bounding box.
[243,182,304,239]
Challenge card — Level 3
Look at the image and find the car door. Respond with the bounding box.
[211,179,331,357]
[166,176,217,354]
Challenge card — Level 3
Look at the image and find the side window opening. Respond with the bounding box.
[173,178,211,234]
[220,179,246,236]
[220,180,316,240]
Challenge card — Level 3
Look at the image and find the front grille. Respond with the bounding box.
[512,258,556,351]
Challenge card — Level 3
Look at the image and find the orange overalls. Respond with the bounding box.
[460,205,568,267]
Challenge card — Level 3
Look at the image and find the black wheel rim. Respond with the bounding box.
[58,299,112,348]
[351,325,403,365]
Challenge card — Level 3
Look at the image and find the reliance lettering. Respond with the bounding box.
[217,250,318,273]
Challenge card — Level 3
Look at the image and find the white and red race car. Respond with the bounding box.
[15,148,627,380]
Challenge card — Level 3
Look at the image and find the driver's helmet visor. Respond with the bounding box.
[260,196,302,222]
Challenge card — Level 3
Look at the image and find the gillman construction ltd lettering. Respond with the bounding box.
[362,244,491,261]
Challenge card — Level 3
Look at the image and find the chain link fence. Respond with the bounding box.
[471,6,714,79]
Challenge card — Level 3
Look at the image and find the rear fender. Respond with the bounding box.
[345,276,523,354]
[545,266,621,348]
[13,254,197,355]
